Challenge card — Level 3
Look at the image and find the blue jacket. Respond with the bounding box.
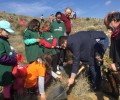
[67,31,108,74]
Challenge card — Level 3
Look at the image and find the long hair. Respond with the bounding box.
[105,11,120,29]
[37,53,53,70]
[27,19,40,32]
[42,20,51,32]
[104,11,115,29]
[107,12,120,23]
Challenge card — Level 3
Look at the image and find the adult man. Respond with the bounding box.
[61,8,72,35]
[59,31,108,86]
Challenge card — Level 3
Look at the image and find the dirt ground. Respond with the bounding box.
[0,64,118,100]
[0,84,118,100]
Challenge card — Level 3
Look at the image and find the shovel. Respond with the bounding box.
[46,82,68,100]
[46,65,86,100]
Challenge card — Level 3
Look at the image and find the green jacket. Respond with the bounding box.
[51,20,66,45]
[23,29,43,63]
[0,38,14,86]
[41,31,56,55]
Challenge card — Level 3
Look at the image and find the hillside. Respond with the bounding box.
[0,11,116,100]
[0,11,110,61]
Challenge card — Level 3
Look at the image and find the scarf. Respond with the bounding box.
[111,26,120,38]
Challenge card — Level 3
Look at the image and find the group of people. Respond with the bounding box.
[0,7,120,100]
[0,7,72,100]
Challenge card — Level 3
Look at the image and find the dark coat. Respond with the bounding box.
[67,31,108,74]
[110,26,120,67]
[0,37,17,86]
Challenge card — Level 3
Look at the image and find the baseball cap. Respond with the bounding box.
[0,20,14,34]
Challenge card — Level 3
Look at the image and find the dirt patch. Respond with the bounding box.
[67,94,79,100]
[88,92,117,100]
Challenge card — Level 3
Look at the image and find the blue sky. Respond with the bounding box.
[0,0,119,18]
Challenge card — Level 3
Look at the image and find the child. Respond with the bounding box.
[23,19,43,63]
[23,19,56,63]
[41,21,58,73]
[24,53,57,100]
[23,19,59,100]
[0,20,17,100]
[51,12,66,73]
[12,54,27,95]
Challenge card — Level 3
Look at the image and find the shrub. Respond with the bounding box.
[86,26,97,31]
[86,17,90,21]
[71,74,91,99]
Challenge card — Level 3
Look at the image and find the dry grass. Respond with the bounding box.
[0,11,114,100]
[70,74,91,100]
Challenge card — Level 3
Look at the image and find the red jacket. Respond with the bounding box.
[61,13,71,35]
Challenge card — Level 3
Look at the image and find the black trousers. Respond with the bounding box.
[52,49,65,72]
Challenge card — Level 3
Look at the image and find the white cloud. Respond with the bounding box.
[105,0,111,5]
[0,1,86,18]
[0,2,54,17]
[0,1,85,17]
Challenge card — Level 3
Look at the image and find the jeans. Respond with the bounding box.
[88,65,101,89]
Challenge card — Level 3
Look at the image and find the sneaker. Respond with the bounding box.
[57,65,60,70]
[56,70,61,75]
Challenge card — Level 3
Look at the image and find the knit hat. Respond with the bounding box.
[0,20,14,33]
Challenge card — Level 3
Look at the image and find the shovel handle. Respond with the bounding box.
[64,65,86,91]
[77,65,85,75]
